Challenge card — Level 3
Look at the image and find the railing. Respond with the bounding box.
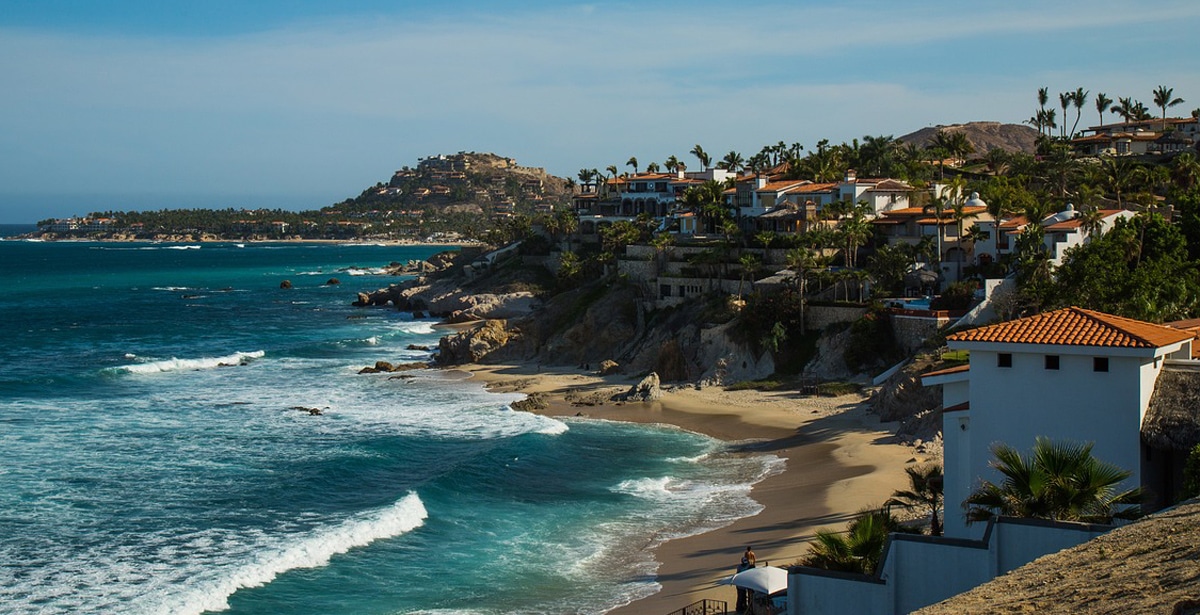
[665,598,728,615]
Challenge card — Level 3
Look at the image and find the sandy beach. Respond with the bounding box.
[466,363,932,615]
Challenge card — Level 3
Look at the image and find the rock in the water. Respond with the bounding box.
[280,280,293,289]
[614,372,662,402]
[326,278,340,285]
[511,393,548,412]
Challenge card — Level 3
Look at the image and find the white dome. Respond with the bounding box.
[964,191,986,208]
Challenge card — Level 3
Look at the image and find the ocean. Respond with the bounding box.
[0,237,780,615]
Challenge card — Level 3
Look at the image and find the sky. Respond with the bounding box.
[2,1,1199,223]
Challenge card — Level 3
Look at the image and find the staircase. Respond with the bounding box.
[665,599,728,615]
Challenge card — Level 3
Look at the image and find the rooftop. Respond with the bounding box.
[947,306,1196,348]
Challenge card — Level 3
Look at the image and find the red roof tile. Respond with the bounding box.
[947,307,1195,348]
[922,364,970,379]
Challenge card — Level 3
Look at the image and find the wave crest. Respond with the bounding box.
[155,492,428,615]
[116,351,266,374]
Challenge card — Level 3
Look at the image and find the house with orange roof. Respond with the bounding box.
[995,205,1134,266]
[789,306,1198,614]
[1070,116,1198,156]
[935,306,1194,537]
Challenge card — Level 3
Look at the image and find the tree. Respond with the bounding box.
[719,150,744,173]
[690,144,711,170]
[737,252,760,300]
[965,437,1143,524]
[886,464,944,535]
[962,223,990,264]
[664,155,680,174]
[1095,92,1112,126]
[1069,87,1088,138]
[1153,85,1185,130]
[645,161,661,173]
[801,509,902,574]
[626,156,639,175]
[1058,91,1072,138]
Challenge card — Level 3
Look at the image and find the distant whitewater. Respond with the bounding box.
[0,240,778,615]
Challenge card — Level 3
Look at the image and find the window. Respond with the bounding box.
[1045,355,1060,370]
[1094,357,1109,372]
[998,353,1012,368]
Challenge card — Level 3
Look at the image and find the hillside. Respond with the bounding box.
[332,151,572,216]
[898,121,1040,155]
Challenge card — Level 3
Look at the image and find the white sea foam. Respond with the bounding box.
[389,320,437,335]
[116,351,266,374]
[166,245,201,250]
[148,493,428,615]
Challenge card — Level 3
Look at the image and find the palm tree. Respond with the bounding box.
[645,161,661,173]
[690,144,711,170]
[837,201,873,268]
[886,464,943,536]
[664,155,679,174]
[801,510,899,574]
[1152,85,1185,131]
[1069,87,1088,138]
[626,156,639,175]
[1058,91,1072,138]
[1095,92,1112,126]
[736,252,760,300]
[719,150,744,173]
[1037,86,1050,136]
[965,437,1142,524]
[1171,152,1200,191]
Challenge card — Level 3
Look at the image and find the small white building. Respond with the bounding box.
[788,307,1198,614]
[935,306,1194,537]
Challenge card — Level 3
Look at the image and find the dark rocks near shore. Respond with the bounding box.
[613,372,662,403]
[358,360,429,374]
[510,393,548,412]
[326,278,340,285]
[280,280,292,289]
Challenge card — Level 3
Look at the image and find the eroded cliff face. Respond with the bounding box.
[471,283,774,384]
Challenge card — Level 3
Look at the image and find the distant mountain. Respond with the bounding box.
[898,121,1040,156]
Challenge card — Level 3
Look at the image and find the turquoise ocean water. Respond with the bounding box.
[0,236,779,615]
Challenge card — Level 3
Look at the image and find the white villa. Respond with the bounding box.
[788,307,1199,614]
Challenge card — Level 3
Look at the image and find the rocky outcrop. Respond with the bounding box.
[435,320,514,364]
[870,352,947,442]
[598,360,620,375]
[358,361,429,374]
[354,275,541,321]
[614,372,662,402]
[801,328,856,382]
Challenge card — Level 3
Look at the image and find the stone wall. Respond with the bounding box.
[890,312,954,354]
[804,305,868,332]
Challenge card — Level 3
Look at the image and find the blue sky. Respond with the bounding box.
[2,1,1199,223]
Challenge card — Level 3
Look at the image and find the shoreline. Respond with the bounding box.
[1,235,478,247]
[465,362,929,614]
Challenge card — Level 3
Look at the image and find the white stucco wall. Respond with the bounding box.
[789,518,1112,615]
[947,343,1163,537]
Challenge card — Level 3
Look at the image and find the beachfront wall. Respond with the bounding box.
[787,517,1112,615]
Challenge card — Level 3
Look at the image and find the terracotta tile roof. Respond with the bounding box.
[922,364,970,379]
[947,307,1196,348]
[792,182,838,193]
[879,206,928,216]
[997,215,1029,229]
[756,180,810,193]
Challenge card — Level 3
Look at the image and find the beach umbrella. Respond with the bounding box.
[721,566,789,595]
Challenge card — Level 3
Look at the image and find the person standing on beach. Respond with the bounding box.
[741,546,756,569]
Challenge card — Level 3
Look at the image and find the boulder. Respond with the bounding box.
[599,360,620,375]
[280,280,292,289]
[435,320,513,364]
[326,278,340,285]
[614,372,662,402]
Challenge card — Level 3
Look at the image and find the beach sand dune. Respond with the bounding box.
[467,364,930,614]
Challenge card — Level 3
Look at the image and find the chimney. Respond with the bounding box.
[845,169,857,182]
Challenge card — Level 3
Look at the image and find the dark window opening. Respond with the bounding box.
[1094,357,1109,372]
[998,353,1012,368]
[1045,355,1060,370]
